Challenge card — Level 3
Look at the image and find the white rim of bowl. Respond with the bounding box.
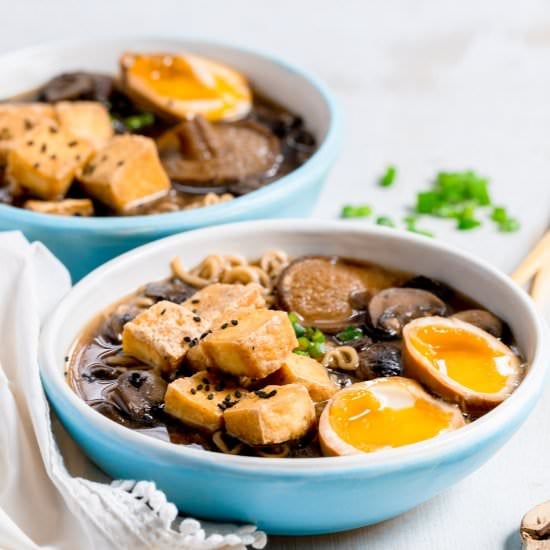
[40,219,549,474]
[0,35,342,231]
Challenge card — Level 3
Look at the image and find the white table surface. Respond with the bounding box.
[4,1,550,548]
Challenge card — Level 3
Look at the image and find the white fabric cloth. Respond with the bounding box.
[0,231,267,550]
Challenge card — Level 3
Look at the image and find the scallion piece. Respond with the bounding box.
[123,112,155,130]
[341,204,373,219]
[337,326,364,342]
[379,165,397,187]
[376,216,396,227]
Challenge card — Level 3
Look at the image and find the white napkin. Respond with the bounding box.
[0,231,267,550]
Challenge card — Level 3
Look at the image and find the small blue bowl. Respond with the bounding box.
[40,220,549,535]
[0,37,342,281]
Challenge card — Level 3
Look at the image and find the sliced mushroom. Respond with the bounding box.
[357,342,403,380]
[38,72,113,103]
[368,287,448,338]
[143,278,195,304]
[158,116,281,185]
[401,275,453,302]
[277,256,399,333]
[107,370,167,423]
[451,309,504,339]
[521,501,550,549]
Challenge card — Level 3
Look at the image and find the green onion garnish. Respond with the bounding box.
[341,204,373,219]
[379,165,397,187]
[498,218,520,233]
[337,326,364,342]
[376,216,396,228]
[308,341,326,359]
[123,112,155,131]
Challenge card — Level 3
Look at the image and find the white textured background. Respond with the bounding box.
[3,1,550,548]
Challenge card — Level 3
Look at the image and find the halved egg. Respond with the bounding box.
[120,52,252,122]
[403,316,522,413]
[319,377,465,456]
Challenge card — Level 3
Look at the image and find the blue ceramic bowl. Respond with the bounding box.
[40,220,548,535]
[0,37,341,281]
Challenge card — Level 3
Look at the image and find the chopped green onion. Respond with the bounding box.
[498,218,520,232]
[416,191,441,214]
[308,341,326,359]
[341,204,373,219]
[337,326,364,342]
[123,112,155,130]
[293,349,309,356]
[297,337,310,351]
[379,165,397,187]
[457,217,481,230]
[408,226,434,238]
[491,206,508,224]
[376,216,396,228]
[311,328,325,343]
[288,312,300,324]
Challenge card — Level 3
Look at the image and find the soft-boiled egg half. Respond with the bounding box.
[120,52,252,122]
[403,316,523,413]
[319,377,465,456]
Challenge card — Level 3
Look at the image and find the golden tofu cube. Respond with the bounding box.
[55,101,113,150]
[78,135,170,212]
[6,122,93,199]
[164,371,245,433]
[202,310,298,379]
[224,384,315,445]
[182,283,266,325]
[0,103,55,164]
[122,300,208,373]
[275,354,338,402]
[23,198,94,216]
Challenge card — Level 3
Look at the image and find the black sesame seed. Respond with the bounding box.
[207,393,214,400]
[221,323,228,330]
[40,143,47,153]
[33,162,40,169]
[191,299,200,304]
[231,319,238,326]
[117,160,125,167]
[202,377,209,384]
[254,389,277,399]
[50,154,57,160]
[26,140,34,146]
[183,336,192,343]
[217,403,226,411]
[49,126,58,134]
[224,394,231,402]
[68,140,78,147]
[197,384,203,390]
[24,119,33,130]
[235,390,242,398]
[193,316,201,322]
[160,308,166,315]
[64,356,69,362]
[190,388,197,395]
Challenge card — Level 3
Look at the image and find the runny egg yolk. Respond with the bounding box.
[127,54,250,121]
[409,325,514,393]
[328,381,456,452]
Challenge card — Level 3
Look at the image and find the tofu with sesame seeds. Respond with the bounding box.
[164,371,245,433]
[223,384,315,445]
[122,300,209,374]
[273,353,338,402]
[6,122,93,199]
[23,197,94,217]
[0,103,56,165]
[55,101,113,150]
[182,283,266,326]
[78,135,170,212]
[201,309,298,379]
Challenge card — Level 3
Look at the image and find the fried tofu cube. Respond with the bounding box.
[224,384,315,445]
[164,371,244,433]
[182,283,266,325]
[0,103,55,164]
[55,101,113,150]
[274,354,338,402]
[6,122,93,199]
[202,310,298,379]
[78,135,170,212]
[122,300,209,373]
[23,198,94,216]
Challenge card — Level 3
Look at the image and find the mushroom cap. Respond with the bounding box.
[451,309,504,339]
[319,377,465,456]
[277,256,401,333]
[368,287,448,338]
[403,316,523,414]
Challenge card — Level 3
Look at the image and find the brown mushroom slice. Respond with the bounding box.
[451,309,504,339]
[521,501,550,549]
[120,52,252,122]
[158,117,281,185]
[277,256,401,333]
[319,377,465,456]
[368,287,447,338]
[403,316,523,414]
